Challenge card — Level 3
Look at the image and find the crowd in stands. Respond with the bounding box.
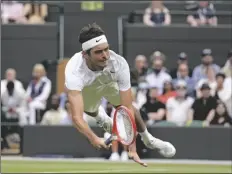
[1,49,231,150]
[127,48,232,128]
[1,0,48,24]
[1,0,231,160]
[142,1,218,27]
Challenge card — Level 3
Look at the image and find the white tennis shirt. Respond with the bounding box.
[65,50,131,92]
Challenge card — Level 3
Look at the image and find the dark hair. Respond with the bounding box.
[146,87,158,101]
[162,81,174,94]
[216,101,229,117]
[216,72,226,79]
[79,23,105,53]
[6,81,14,96]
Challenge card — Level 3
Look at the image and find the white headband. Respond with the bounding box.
[82,35,108,51]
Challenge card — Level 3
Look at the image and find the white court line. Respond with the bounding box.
[34,168,168,173]
[2,156,231,165]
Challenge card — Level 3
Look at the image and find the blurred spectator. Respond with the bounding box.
[1,0,27,24]
[157,80,177,104]
[187,1,217,27]
[211,102,232,126]
[143,0,171,27]
[221,50,232,77]
[26,64,51,125]
[140,87,166,126]
[195,66,217,98]
[135,85,148,109]
[166,80,194,126]
[23,2,48,24]
[1,81,27,126]
[41,94,67,125]
[59,92,67,109]
[130,55,148,87]
[185,1,198,11]
[170,52,192,78]
[150,51,166,62]
[172,63,195,97]
[1,68,25,97]
[215,73,232,118]
[190,83,217,125]
[146,59,172,95]
[192,48,220,84]
[60,100,73,125]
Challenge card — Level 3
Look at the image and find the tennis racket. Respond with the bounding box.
[105,106,137,146]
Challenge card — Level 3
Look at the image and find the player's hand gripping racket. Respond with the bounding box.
[105,106,137,146]
[105,106,147,167]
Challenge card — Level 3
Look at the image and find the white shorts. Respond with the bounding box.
[82,81,121,113]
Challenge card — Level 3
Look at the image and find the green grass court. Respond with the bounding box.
[1,158,231,173]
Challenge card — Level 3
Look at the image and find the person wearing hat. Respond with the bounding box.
[140,87,166,126]
[170,52,192,79]
[166,80,194,126]
[195,65,217,98]
[192,48,220,84]
[190,82,217,125]
[221,49,232,77]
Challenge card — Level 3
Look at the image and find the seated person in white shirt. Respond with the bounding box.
[41,94,67,125]
[215,73,232,118]
[26,64,51,125]
[146,58,172,95]
[1,81,27,126]
[166,80,194,126]
[1,68,24,97]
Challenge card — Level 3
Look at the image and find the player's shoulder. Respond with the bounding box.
[109,50,128,67]
[65,52,84,76]
[109,50,126,61]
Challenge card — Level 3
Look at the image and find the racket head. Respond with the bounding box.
[113,106,137,146]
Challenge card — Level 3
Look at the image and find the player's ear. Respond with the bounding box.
[82,51,88,59]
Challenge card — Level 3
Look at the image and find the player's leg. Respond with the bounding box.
[132,105,176,157]
[103,82,176,157]
[82,86,113,133]
[106,95,175,157]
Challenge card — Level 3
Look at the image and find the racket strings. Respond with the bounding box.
[116,109,134,144]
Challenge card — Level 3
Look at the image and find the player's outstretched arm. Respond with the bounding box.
[120,89,135,118]
[67,90,108,149]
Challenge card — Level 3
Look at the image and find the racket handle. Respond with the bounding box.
[105,135,113,145]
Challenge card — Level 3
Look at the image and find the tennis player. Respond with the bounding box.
[65,23,176,164]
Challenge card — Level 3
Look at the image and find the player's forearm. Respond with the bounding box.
[72,116,98,141]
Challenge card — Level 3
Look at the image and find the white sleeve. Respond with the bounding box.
[166,73,172,81]
[166,98,173,111]
[117,59,131,91]
[65,68,84,91]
